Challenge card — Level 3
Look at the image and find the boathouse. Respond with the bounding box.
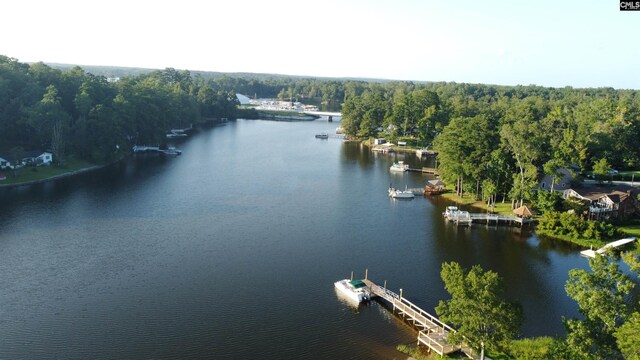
[424,179,446,194]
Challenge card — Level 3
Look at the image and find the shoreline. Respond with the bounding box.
[0,161,114,189]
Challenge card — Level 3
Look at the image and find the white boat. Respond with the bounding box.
[443,206,459,219]
[390,161,409,172]
[388,186,415,199]
[334,279,371,303]
[315,132,329,139]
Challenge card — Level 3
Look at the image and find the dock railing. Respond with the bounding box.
[362,277,463,356]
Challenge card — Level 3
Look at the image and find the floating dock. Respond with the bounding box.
[132,145,182,156]
[580,237,637,258]
[408,167,439,175]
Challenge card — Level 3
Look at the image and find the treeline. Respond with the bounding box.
[0,56,238,164]
[340,81,640,206]
[50,63,364,111]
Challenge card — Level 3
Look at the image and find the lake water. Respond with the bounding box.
[0,118,588,359]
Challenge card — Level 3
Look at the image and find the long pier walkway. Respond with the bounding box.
[361,277,465,357]
[445,211,531,227]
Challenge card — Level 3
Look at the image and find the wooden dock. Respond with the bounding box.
[580,237,637,258]
[361,278,464,357]
[408,167,439,175]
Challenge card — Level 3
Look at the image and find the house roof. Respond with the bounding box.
[567,186,637,203]
[427,179,445,187]
[23,150,43,158]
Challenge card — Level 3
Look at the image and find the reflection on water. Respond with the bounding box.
[0,119,588,359]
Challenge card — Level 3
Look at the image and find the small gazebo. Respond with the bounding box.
[513,205,533,218]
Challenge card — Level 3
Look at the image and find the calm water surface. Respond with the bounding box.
[0,119,588,359]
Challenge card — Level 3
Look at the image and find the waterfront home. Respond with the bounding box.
[563,186,639,220]
[22,151,53,166]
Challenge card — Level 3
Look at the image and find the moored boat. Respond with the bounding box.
[389,161,409,172]
[334,279,371,303]
[443,206,459,219]
[388,186,415,199]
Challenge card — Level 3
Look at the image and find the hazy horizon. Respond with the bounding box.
[3,0,637,89]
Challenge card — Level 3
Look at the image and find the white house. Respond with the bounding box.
[22,151,53,166]
[0,155,13,169]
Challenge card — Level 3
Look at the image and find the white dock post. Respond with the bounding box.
[365,268,368,280]
[350,271,353,281]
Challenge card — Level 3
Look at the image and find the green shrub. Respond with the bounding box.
[510,337,555,359]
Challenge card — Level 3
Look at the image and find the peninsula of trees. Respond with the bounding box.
[340,81,639,208]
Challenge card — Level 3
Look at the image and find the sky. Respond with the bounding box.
[1,0,638,89]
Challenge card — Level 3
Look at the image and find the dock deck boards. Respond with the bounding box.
[362,279,463,357]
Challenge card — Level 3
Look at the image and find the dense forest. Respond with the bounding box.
[0,56,238,164]
[3,54,640,203]
[340,81,640,206]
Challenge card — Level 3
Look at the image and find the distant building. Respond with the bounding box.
[538,168,575,191]
[0,155,13,169]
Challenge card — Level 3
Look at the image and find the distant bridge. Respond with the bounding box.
[303,111,342,120]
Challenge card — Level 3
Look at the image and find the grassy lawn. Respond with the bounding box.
[618,221,640,238]
[439,191,516,216]
[0,158,97,185]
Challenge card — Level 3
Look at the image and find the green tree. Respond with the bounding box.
[501,117,545,208]
[542,159,562,192]
[536,190,563,214]
[436,262,523,360]
[592,157,611,183]
[482,178,497,210]
[563,254,634,359]
[615,253,640,359]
